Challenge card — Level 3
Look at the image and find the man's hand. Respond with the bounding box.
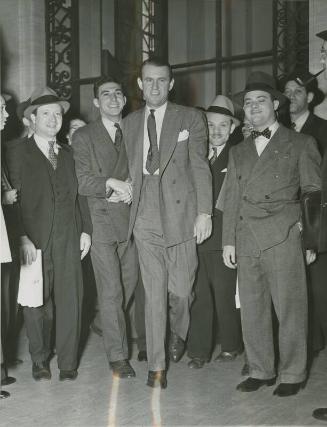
[223,245,237,269]
[19,235,37,265]
[193,213,212,244]
[106,178,132,199]
[80,232,91,260]
[306,249,316,265]
[2,189,18,205]
[107,191,132,204]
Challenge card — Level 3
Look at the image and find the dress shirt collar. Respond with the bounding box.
[208,143,226,160]
[145,102,167,121]
[34,133,60,157]
[292,110,310,133]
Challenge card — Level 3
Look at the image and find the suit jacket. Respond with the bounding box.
[222,124,321,256]
[300,113,327,156]
[6,136,92,251]
[72,119,130,243]
[198,142,231,252]
[123,102,212,247]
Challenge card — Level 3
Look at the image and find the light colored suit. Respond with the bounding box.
[123,102,212,370]
[222,124,321,383]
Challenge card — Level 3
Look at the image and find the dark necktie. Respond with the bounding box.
[48,140,57,170]
[291,122,297,130]
[146,109,159,174]
[251,128,271,140]
[114,123,122,151]
[210,147,218,165]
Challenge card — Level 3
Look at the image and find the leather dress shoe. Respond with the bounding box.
[90,321,102,337]
[109,360,135,378]
[241,363,250,376]
[1,376,16,386]
[0,390,10,399]
[188,358,206,369]
[273,382,304,397]
[169,333,185,363]
[215,351,239,362]
[237,377,276,392]
[137,350,147,362]
[59,369,78,381]
[312,408,327,422]
[32,361,51,381]
[146,370,167,389]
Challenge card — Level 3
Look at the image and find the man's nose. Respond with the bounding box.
[152,79,159,90]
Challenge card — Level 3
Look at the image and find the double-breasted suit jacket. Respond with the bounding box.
[124,102,212,248]
[72,118,139,362]
[222,125,321,255]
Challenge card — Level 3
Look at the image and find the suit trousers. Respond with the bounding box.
[188,251,241,359]
[237,224,307,383]
[90,239,138,362]
[23,201,83,370]
[133,175,197,371]
[134,273,146,352]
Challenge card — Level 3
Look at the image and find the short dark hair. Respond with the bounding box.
[93,75,122,98]
[140,57,173,82]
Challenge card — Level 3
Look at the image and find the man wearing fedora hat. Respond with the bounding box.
[187,95,242,369]
[281,68,327,360]
[223,71,321,397]
[6,87,92,382]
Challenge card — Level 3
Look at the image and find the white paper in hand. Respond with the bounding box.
[18,249,43,307]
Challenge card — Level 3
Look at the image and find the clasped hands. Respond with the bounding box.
[106,178,132,204]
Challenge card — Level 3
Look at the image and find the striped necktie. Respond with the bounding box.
[48,140,57,170]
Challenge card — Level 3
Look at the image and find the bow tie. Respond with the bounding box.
[251,128,271,139]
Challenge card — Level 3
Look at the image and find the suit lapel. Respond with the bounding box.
[92,119,118,169]
[159,102,182,176]
[300,113,314,134]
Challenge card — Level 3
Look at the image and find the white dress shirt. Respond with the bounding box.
[255,121,279,156]
[292,110,310,133]
[34,134,60,159]
[143,103,167,175]
[208,143,226,161]
[102,117,122,143]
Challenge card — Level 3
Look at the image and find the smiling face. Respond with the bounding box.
[31,103,63,139]
[206,112,235,147]
[93,82,126,121]
[0,95,9,131]
[243,90,279,130]
[284,80,312,118]
[137,64,174,109]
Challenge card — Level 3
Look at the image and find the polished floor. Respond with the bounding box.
[1,327,327,427]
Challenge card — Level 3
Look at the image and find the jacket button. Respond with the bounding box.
[274,174,279,178]
[176,200,180,204]
[265,195,270,199]
[243,196,247,201]
[238,175,242,180]
[172,180,176,184]
[239,216,243,220]
[99,168,102,173]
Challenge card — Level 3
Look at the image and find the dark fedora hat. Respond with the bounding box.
[279,68,325,108]
[24,87,70,118]
[206,95,240,126]
[234,71,287,107]
[316,30,327,41]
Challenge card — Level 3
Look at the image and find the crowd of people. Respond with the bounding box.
[1,29,327,423]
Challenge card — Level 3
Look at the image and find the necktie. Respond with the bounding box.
[291,122,296,129]
[210,147,218,165]
[146,109,159,174]
[48,140,57,170]
[251,128,271,140]
[114,123,122,151]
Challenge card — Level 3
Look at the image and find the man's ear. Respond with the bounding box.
[30,113,36,124]
[169,78,175,92]
[230,123,236,134]
[123,96,127,107]
[273,99,280,111]
[307,91,314,104]
[93,98,99,109]
[137,77,143,91]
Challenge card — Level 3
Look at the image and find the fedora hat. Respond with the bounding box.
[279,68,325,108]
[234,71,287,107]
[24,87,70,118]
[206,95,240,126]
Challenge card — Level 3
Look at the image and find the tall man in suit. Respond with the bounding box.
[72,76,139,378]
[281,69,327,357]
[123,58,212,388]
[6,87,92,382]
[223,72,321,397]
[187,95,242,369]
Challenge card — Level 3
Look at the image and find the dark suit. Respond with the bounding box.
[124,102,212,371]
[297,113,327,352]
[6,137,92,370]
[72,119,138,363]
[188,142,241,360]
[223,124,321,383]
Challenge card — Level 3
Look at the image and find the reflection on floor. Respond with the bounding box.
[2,328,327,426]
